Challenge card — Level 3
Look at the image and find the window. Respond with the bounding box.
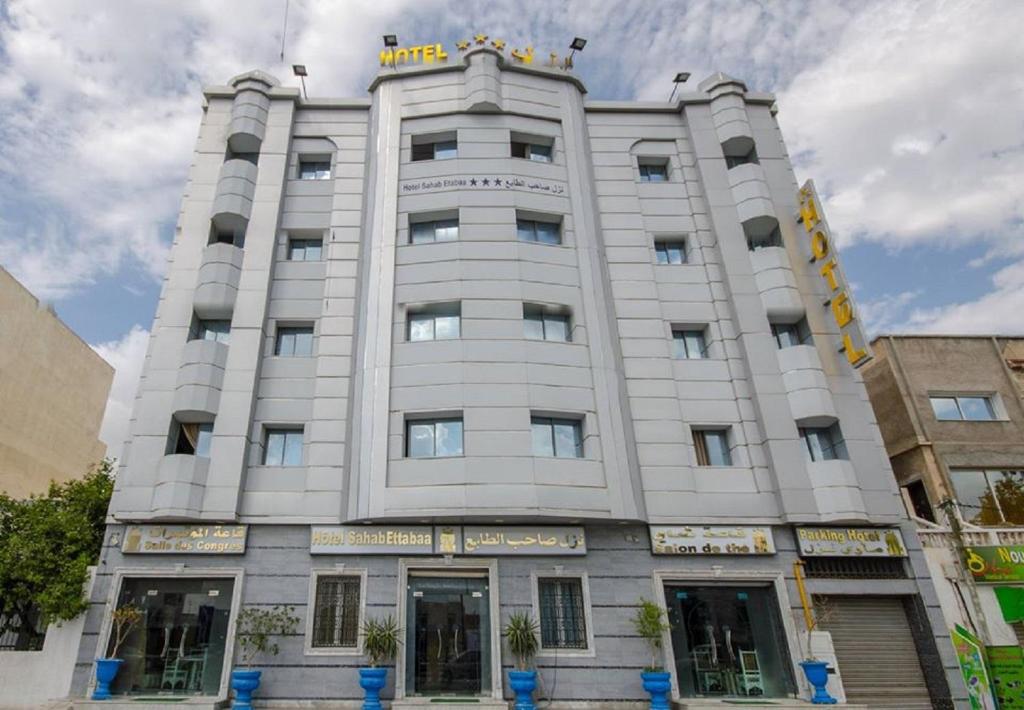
[799,422,848,462]
[411,137,457,161]
[722,136,759,169]
[524,305,570,342]
[410,218,459,244]
[191,318,230,345]
[654,240,687,264]
[311,575,362,649]
[638,161,669,182]
[299,160,331,180]
[408,303,460,341]
[288,238,323,261]
[930,395,997,421]
[694,429,731,466]
[725,148,758,169]
[0,605,45,651]
[511,140,553,163]
[226,149,259,165]
[904,480,936,523]
[406,418,463,458]
[538,577,588,650]
[745,223,782,250]
[531,417,583,458]
[170,421,213,458]
[770,319,811,348]
[952,469,1024,526]
[275,326,314,356]
[210,225,245,247]
[672,329,708,359]
[517,218,561,245]
[264,428,304,466]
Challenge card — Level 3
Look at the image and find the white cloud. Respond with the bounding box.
[91,326,150,462]
[900,259,1024,335]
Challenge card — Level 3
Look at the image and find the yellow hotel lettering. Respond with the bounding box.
[380,44,449,66]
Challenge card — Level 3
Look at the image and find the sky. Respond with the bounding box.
[1,0,1023,461]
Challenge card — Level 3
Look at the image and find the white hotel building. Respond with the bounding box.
[72,42,966,709]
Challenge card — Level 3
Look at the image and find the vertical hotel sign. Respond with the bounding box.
[797,180,872,368]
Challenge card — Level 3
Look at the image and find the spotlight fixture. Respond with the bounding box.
[383,34,399,48]
[569,37,587,52]
[292,64,308,99]
[668,71,691,103]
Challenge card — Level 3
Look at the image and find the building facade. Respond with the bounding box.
[73,46,963,709]
[0,266,113,498]
[864,335,1024,707]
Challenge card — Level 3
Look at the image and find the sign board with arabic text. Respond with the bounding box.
[649,526,775,555]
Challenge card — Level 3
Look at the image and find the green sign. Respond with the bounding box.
[988,645,1024,709]
[966,545,1024,583]
[996,586,1024,623]
[952,624,995,710]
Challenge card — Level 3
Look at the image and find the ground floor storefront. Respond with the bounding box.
[69,523,964,708]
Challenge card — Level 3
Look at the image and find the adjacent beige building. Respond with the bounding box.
[0,267,113,497]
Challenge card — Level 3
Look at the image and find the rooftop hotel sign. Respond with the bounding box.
[797,180,872,368]
[380,33,576,70]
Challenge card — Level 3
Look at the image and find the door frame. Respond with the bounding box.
[396,557,502,701]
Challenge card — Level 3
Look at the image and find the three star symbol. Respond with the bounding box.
[474,33,488,45]
[491,39,506,51]
[456,40,470,51]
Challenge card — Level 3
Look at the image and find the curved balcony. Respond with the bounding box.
[194,243,243,318]
[211,158,257,233]
[151,454,210,519]
[779,345,837,423]
[172,339,227,418]
[809,459,868,522]
[730,164,774,225]
[709,90,753,145]
[228,88,270,154]
[748,243,803,319]
[464,48,503,113]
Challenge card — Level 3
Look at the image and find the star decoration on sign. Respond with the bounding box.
[481,178,490,186]
[469,178,478,186]
[491,39,506,50]
[493,178,503,186]
[474,33,488,45]
[456,40,470,51]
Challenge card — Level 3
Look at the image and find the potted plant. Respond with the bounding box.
[798,598,837,705]
[632,598,672,710]
[505,611,541,710]
[93,604,143,699]
[232,605,299,710]
[359,615,401,710]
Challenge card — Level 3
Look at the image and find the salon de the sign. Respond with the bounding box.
[649,525,776,555]
[380,34,576,70]
[310,525,586,556]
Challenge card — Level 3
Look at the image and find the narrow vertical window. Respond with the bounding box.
[312,575,362,648]
[538,577,588,650]
[265,428,304,466]
[694,429,731,466]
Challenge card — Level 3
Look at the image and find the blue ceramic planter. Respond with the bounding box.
[92,658,123,700]
[800,660,837,705]
[641,670,672,710]
[509,669,538,710]
[231,668,262,710]
[359,667,388,710]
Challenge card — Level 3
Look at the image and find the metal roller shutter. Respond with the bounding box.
[817,595,932,710]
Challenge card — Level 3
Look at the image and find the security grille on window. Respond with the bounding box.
[538,578,588,650]
[288,238,323,261]
[265,429,303,466]
[930,395,997,421]
[524,305,570,342]
[191,318,230,344]
[511,140,553,163]
[770,319,811,348]
[654,240,686,264]
[694,429,731,466]
[799,422,848,461]
[410,219,459,244]
[406,418,463,458]
[638,161,669,182]
[408,304,461,341]
[517,218,561,245]
[531,417,583,458]
[312,576,361,648]
[672,329,707,359]
[299,160,331,180]
[952,469,1024,526]
[275,326,314,356]
[411,138,457,161]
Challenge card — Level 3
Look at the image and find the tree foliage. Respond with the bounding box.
[0,459,113,637]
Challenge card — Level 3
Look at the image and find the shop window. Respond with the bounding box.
[410,217,459,244]
[516,216,562,245]
[537,577,588,650]
[694,429,731,466]
[638,158,669,182]
[406,417,463,458]
[311,575,362,649]
[411,133,457,161]
[168,420,213,458]
[264,428,304,466]
[510,133,554,162]
[929,395,997,421]
[275,325,314,356]
[654,239,687,264]
[672,328,708,359]
[408,303,461,341]
[799,422,848,462]
[770,319,810,348]
[106,576,235,697]
[298,159,331,180]
[288,237,323,261]
[531,417,583,458]
[663,584,795,699]
[523,304,571,342]
[951,469,1024,526]
[189,317,230,345]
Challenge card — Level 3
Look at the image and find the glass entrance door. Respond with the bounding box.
[406,575,490,696]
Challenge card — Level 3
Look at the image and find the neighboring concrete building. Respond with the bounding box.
[864,335,1024,707]
[0,267,113,498]
[72,44,963,709]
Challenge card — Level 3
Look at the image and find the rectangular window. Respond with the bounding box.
[524,305,570,342]
[406,418,463,458]
[654,240,687,264]
[511,140,553,163]
[517,218,562,245]
[904,480,936,523]
[694,429,731,466]
[770,319,810,348]
[275,326,314,356]
[952,469,1024,526]
[191,318,230,345]
[408,303,461,341]
[299,160,331,180]
[312,575,361,649]
[288,238,323,261]
[411,138,457,161]
[746,225,783,250]
[672,329,707,359]
[930,395,997,421]
[799,422,848,462]
[531,417,583,458]
[725,149,758,169]
[264,428,304,466]
[538,578,588,650]
[638,161,669,182]
[170,421,213,458]
[410,218,459,244]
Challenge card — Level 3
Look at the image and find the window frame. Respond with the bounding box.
[770,320,811,349]
[654,240,687,265]
[407,303,461,342]
[305,568,367,656]
[168,420,214,458]
[798,422,849,462]
[530,571,596,657]
[524,305,571,342]
[951,469,1024,526]
[263,427,305,467]
[274,324,315,357]
[191,317,231,345]
[516,217,563,245]
[288,237,324,261]
[693,428,732,466]
[929,394,998,421]
[411,135,458,161]
[409,218,459,244]
[531,416,584,459]
[510,140,554,163]
[672,328,709,359]
[298,159,332,180]
[405,417,464,458]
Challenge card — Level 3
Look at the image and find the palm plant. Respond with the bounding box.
[504,611,540,671]
[362,615,401,667]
